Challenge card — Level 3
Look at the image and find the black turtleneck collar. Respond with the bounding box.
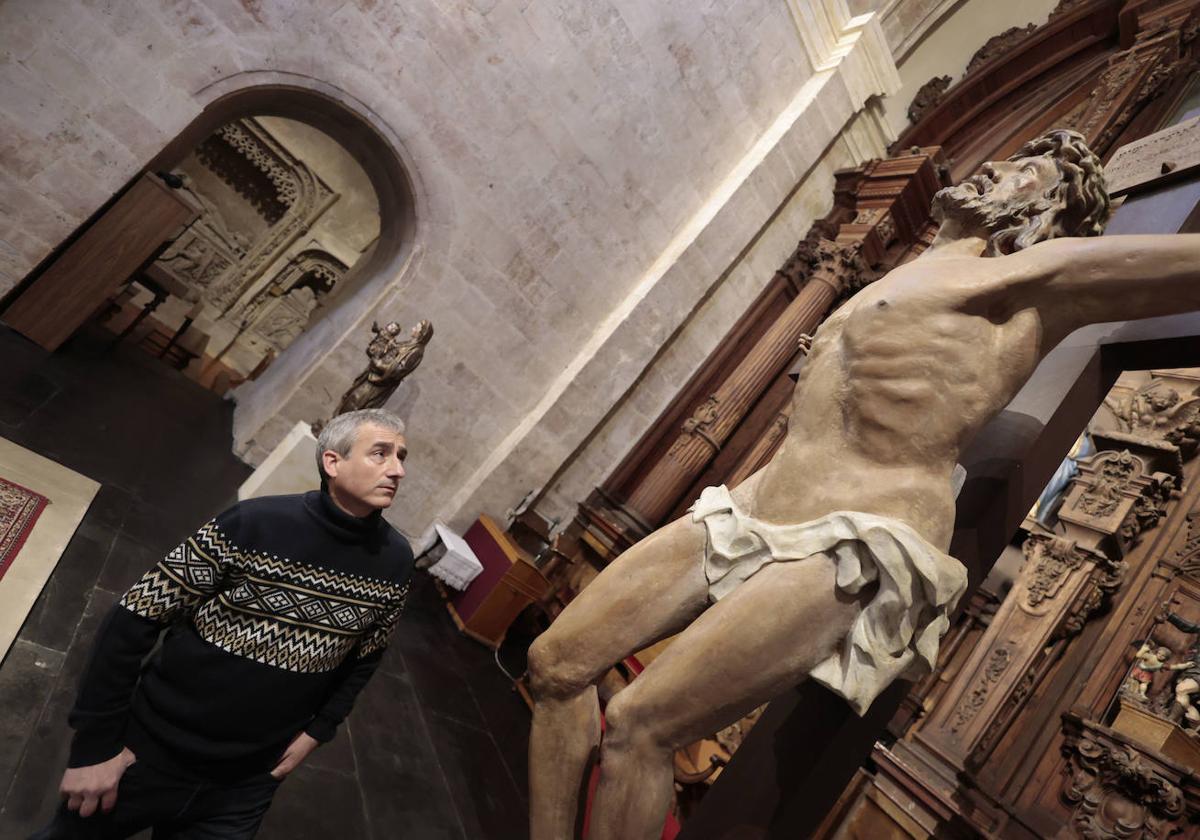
[303,489,385,545]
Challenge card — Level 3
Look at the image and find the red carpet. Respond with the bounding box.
[0,476,49,583]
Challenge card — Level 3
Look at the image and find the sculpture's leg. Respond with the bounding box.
[1177,679,1198,723]
[527,515,711,840]
[588,553,869,840]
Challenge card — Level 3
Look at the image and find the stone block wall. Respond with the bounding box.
[0,0,907,539]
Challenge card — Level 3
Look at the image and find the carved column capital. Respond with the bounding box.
[809,239,873,297]
[673,395,722,455]
[777,236,872,298]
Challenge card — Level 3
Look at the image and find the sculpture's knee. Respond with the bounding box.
[527,632,590,701]
[602,687,670,757]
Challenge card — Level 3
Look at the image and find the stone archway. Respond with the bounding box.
[153,76,424,458]
[2,73,422,459]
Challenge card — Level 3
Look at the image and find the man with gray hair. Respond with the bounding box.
[34,409,413,839]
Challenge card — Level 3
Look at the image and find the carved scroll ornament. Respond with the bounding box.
[948,642,1014,735]
[907,75,952,125]
[1020,535,1125,638]
[964,24,1038,76]
[1061,717,1188,840]
[1024,536,1087,608]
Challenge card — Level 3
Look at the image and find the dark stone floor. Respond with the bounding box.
[0,325,530,839]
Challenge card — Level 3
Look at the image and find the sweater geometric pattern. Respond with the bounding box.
[120,518,409,674]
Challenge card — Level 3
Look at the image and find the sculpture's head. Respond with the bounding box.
[412,319,434,343]
[1150,389,1181,412]
[932,129,1110,256]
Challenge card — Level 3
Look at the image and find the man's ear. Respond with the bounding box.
[321,449,340,479]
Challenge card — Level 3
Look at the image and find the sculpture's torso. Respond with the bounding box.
[750,255,1045,551]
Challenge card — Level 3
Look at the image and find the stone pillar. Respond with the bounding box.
[621,239,866,527]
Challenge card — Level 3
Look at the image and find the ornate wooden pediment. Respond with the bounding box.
[1061,713,1200,840]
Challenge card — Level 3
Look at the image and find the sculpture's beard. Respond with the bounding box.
[931,175,1003,231]
[931,176,1052,257]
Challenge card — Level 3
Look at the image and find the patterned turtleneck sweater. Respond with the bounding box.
[67,490,413,779]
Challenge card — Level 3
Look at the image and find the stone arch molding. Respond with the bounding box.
[157,70,439,455]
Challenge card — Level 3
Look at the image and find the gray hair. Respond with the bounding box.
[316,409,406,480]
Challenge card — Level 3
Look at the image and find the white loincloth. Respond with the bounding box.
[690,484,968,716]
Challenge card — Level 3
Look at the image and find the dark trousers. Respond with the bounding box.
[28,760,281,840]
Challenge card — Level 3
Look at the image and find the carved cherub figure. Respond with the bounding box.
[1105,381,1200,438]
[1124,641,1173,702]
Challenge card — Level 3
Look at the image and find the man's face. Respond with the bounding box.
[323,423,407,513]
[933,154,1060,227]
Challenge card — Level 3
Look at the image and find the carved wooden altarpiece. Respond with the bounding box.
[517,0,1200,834]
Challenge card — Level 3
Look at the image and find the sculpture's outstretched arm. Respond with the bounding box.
[996,233,1200,341]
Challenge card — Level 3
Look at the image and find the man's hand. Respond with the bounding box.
[60,747,136,818]
[270,732,320,779]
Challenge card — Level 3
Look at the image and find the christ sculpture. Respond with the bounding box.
[526,129,1200,839]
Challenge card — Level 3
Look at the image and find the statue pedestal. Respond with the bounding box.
[239,421,319,500]
[1113,703,1200,769]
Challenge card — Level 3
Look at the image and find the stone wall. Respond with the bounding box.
[0,0,908,540]
[537,107,891,523]
[2,1,1030,542]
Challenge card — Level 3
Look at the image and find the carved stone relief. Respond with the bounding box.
[136,118,356,388]
[157,227,237,296]
[248,286,318,349]
[243,248,347,351]
[201,119,337,313]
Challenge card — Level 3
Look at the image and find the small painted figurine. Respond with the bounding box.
[1124,641,1173,701]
